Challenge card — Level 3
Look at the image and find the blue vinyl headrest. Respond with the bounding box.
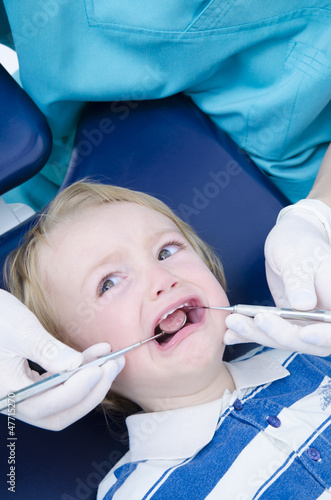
[0,64,52,196]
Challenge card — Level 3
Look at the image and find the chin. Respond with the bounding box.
[173,338,225,371]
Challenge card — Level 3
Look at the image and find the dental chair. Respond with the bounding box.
[0,63,289,500]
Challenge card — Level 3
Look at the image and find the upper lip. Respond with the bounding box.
[152,295,204,336]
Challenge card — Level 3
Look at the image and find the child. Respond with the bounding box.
[6,181,331,499]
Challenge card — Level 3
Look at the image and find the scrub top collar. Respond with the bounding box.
[126,351,290,462]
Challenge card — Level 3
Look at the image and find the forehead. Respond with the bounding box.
[47,201,181,247]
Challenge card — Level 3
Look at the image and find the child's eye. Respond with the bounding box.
[158,241,185,261]
[98,275,122,296]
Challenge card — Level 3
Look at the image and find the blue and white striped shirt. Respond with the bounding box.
[98,349,331,499]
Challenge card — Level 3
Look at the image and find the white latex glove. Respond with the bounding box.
[265,199,331,311]
[224,199,331,355]
[225,313,331,357]
[0,289,124,430]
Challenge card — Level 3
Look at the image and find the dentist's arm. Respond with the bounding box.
[307,143,331,207]
[0,289,124,430]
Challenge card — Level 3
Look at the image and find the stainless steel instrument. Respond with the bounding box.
[190,304,331,323]
[0,331,165,412]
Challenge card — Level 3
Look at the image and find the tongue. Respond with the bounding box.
[159,309,186,334]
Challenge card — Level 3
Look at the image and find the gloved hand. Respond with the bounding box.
[224,198,331,356]
[265,199,331,311]
[225,313,331,357]
[0,290,124,430]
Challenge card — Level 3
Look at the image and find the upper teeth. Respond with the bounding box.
[160,302,189,321]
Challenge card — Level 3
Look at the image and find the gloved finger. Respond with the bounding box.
[9,326,83,373]
[0,357,41,396]
[279,254,317,310]
[224,329,266,345]
[14,357,125,430]
[0,290,83,372]
[37,342,112,380]
[225,314,282,349]
[313,262,331,311]
[265,262,290,308]
[223,329,246,345]
[267,257,331,312]
[299,323,331,349]
[226,313,331,357]
[81,343,112,363]
[254,313,331,357]
[263,217,331,311]
[0,342,83,398]
[37,357,126,430]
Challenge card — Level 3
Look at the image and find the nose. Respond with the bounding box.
[148,263,179,299]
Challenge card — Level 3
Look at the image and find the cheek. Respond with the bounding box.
[61,304,114,351]
[205,274,229,305]
[69,302,137,352]
[189,258,227,299]
[110,352,152,401]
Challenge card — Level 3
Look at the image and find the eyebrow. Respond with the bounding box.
[148,228,184,245]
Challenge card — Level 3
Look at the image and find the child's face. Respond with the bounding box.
[41,202,232,410]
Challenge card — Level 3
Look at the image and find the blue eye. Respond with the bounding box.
[98,275,122,296]
[158,241,184,261]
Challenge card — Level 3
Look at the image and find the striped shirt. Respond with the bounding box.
[97,349,331,499]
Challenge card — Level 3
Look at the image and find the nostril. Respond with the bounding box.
[156,281,178,295]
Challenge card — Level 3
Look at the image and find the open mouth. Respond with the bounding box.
[153,300,204,347]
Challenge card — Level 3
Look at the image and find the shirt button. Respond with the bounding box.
[307,447,321,462]
[233,399,243,411]
[267,415,281,428]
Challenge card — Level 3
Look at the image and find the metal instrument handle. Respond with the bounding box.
[234,304,331,323]
[0,332,164,412]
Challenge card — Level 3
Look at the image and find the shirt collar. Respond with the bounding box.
[126,351,289,462]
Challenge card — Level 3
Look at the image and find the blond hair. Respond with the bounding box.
[5,181,226,415]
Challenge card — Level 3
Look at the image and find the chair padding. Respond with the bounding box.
[0,64,52,196]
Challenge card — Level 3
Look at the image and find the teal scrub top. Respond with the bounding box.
[2,0,331,206]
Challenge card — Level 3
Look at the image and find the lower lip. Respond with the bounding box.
[154,317,205,352]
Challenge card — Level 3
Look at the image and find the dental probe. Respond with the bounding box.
[0,331,166,412]
[189,305,331,323]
